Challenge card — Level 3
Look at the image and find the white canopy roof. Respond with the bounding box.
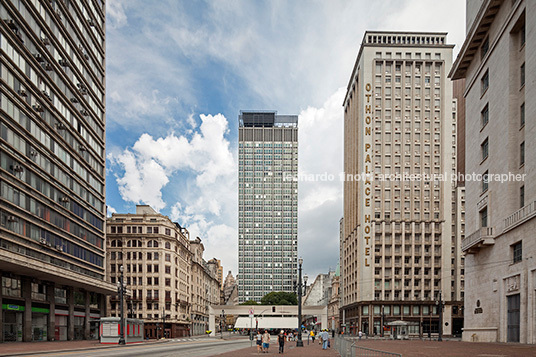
[234,317,298,329]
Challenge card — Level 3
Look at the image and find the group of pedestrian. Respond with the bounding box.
[254,328,333,353]
[255,329,288,354]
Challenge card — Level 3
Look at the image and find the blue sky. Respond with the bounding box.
[104,0,465,279]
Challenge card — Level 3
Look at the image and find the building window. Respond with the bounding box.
[520,63,525,87]
[481,37,489,59]
[520,142,525,166]
[512,241,522,264]
[482,170,489,192]
[520,102,525,127]
[481,103,489,128]
[480,207,488,228]
[481,70,489,94]
[520,186,525,208]
[481,138,489,161]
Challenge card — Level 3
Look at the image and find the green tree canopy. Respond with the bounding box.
[260,291,297,305]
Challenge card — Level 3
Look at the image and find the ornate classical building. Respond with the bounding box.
[106,206,220,338]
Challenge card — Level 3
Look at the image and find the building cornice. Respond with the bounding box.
[449,0,502,80]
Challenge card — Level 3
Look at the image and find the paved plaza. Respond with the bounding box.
[336,339,536,357]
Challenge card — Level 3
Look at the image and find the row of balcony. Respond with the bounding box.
[462,200,536,254]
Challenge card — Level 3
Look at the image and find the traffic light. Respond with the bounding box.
[272,306,276,313]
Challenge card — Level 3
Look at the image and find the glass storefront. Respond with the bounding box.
[74,316,85,340]
[3,310,23,342]
[31,313,48,341]
[55,315,68,341]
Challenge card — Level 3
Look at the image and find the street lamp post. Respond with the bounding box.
[381,304,384,337]
[295,258,308,347]
[162,307,166,339]
[220,309,225,339]
[436,291,443,341]
[117,265,126,345]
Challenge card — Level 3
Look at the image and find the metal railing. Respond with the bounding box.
[335,336,402,357]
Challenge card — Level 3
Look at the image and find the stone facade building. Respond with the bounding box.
[1,0,114,342]
[106,206,220,338]
[341,31,464,337]
[450,0,535,343]
[190,238,220,336]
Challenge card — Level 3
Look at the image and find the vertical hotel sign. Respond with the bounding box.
[363,83,372,271]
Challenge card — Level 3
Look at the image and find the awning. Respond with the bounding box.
[234,317,298,329]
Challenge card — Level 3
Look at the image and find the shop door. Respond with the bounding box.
[507,294,520,342]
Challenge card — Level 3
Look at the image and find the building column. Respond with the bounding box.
[208,306,215,337]
[22,277,32,342]
[47,282,56,341]
[321,306,328,330]
[0,273,3,343]
[67,287,74,340]
[84,291,90,340]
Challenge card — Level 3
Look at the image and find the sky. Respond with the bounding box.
[104,0,466,280]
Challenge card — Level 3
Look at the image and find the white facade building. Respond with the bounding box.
[342,32,464,337]
[451,0,535,343]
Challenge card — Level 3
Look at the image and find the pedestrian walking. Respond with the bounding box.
[262,330,270,353]
[310,330,315,343]
[359,330,363,340]
[320,329,329,350]
[256,330,263,353]
[278,330,285,354]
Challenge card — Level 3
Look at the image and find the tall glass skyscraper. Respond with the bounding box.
[237,111,298,303]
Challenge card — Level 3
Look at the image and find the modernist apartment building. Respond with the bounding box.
[106,206,220,338]
[341,31,465,337]
[451,0,535,343]
[237,111,298,303]
[0,1,113,342]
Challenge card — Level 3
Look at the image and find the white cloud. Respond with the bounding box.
[107,206,117,217]
[298,88,345,276]
[106,0,128,29]
[109,113,239,272]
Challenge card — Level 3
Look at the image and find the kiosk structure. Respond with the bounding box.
[99,317,144,344]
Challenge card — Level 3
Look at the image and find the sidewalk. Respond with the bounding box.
[0,339,168,356]
[338,338,536,357]
[214,339,338,356]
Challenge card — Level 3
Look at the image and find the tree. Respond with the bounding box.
[240,299,259,305]
[260,292,297,305]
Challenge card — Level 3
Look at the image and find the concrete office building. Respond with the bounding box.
[237,111,298,303]
[451,0,535,343]
[0,1,113,342]
[341,32,464,337]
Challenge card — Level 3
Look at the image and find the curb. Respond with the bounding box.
[0,339,171,357]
